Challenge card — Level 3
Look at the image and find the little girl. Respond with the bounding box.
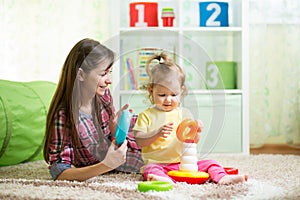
[132,52,248,185]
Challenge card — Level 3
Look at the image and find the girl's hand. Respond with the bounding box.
[158,122,173,138]
[194,120,204,143]
[196,119,204,133]
[110,104,129,137]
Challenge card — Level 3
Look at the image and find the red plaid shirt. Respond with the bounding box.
[48,89,144,177]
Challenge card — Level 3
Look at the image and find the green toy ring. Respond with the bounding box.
[138,181,173,192]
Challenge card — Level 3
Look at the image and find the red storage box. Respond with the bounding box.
[130,2,158,27]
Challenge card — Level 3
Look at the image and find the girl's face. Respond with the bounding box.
[151,84,182,112]
[80,60,112,96]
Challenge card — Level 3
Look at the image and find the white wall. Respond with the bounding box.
[0,0,111,83]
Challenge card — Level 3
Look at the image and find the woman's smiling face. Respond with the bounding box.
[81,59,113,97]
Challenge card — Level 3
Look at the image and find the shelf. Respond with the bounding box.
[188,90,243,94]
[181,27,242,32]
[119,89,243,95]
[119,90,145,95]
[120,27,180,32]
[112,0,249,154]
[120,27,242,32]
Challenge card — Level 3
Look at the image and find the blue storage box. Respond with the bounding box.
[199,1,229,27]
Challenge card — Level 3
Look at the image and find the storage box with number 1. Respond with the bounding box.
[130,2,158,27]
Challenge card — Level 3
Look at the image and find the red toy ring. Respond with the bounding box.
[224,167,239,175]
[176,119,198,143]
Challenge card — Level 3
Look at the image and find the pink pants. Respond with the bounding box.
[143,160,227,183]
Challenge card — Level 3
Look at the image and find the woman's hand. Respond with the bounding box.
[109,104,129,137]
[102,140,128,169]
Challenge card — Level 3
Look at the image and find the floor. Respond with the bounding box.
[250,144,300,155]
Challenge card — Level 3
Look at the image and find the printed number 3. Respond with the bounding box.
[206,3,221,26]
[207,64,219,87]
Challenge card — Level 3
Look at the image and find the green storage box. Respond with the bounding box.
[206,61,237,89]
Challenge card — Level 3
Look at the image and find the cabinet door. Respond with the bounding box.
[183,94,242,154]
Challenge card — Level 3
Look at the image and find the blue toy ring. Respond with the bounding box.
[138,181,173,192]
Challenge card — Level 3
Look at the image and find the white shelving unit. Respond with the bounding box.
[109,0,249,154]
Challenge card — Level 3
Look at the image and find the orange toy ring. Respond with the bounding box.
[176,119,198,143]
[168,170,209,184]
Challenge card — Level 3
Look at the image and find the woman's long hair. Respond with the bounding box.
[43,38,115,163]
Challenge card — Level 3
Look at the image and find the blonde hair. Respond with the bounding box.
[144,52,187,104]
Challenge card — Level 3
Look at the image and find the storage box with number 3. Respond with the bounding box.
[206,61,237,89]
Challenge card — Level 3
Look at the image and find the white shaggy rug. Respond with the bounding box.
[0,154,299,200]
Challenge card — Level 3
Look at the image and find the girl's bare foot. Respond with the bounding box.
[147,174,176,186]
[218,174,248,185]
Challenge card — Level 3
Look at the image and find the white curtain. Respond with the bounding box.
[249,0,300,148]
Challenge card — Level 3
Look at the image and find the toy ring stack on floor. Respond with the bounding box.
[167,118,210,184]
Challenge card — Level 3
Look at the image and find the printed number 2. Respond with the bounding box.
[135,4,147,27]
[207,64,219,88]
[206,3,221,26]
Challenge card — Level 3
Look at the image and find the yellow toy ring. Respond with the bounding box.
[176,119,198,143]
[138,181,173,192]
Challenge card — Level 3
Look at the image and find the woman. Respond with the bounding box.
[44,38,144,181]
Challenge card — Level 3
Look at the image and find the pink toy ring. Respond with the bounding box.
[176,119,198,143]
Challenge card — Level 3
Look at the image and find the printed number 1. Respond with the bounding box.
[135,4,147,27]
[206,3,221,26]
[207,64,219,88]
